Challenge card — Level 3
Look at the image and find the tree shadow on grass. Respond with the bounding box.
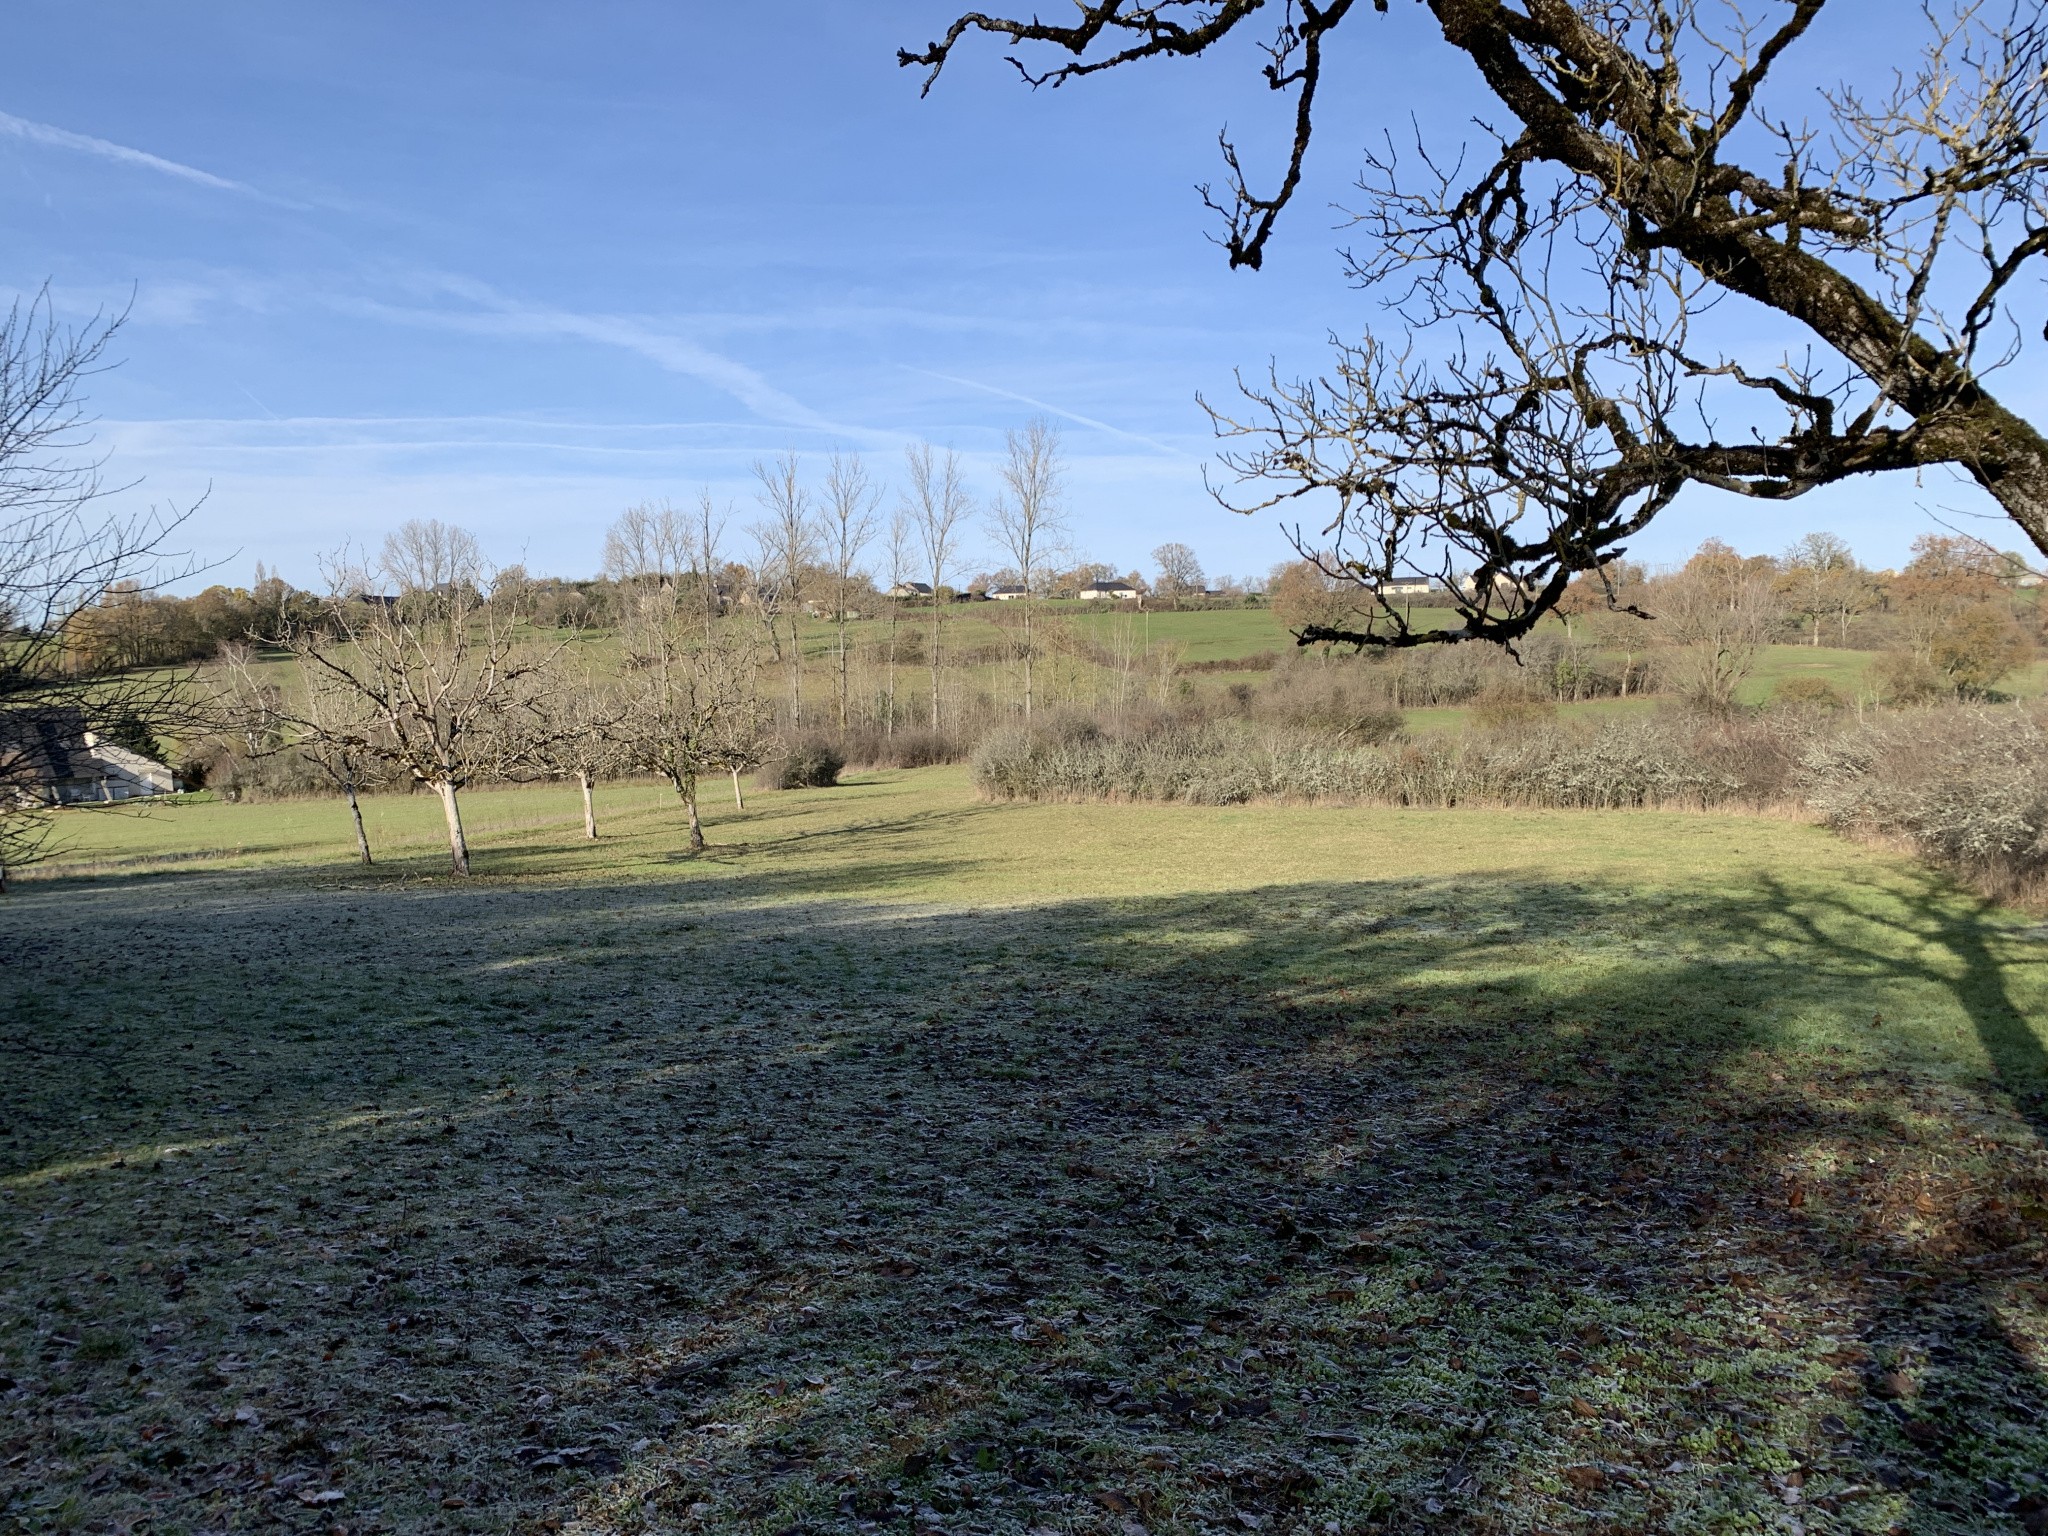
[2,866,2046,1534]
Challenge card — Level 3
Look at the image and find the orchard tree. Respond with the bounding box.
[273,525,563,876]
[905,3,2048,647]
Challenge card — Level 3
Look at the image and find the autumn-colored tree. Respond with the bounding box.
[1930,603,2032,697]
[1268,559,1362,635]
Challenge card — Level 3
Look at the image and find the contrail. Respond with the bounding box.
[0,110,255,194]
[910,367,1188,458]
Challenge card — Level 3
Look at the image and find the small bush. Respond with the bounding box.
[1469,690,1557,733]
[1870,650,1945,706]
[759,741,844,790]
[1772,675,1846,712]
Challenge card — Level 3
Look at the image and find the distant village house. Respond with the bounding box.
[1078,579,1140,601]
[1368,577,1437,600]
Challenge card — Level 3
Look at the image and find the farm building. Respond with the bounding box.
[887,581,934,599]
[986,584,1028,601]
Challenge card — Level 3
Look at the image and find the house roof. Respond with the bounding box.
[987,584,1027,594]
[1080,579,1137,591]
[890,580,934,593]
[0,707,94,787]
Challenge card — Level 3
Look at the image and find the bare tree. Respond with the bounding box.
[0,297,200,891]
[903,442,971,731]
[272,537,562,876]
[987,420,1067,720]
[603,502,691,586]
[883,508,913,734]
[821,452,881,731]
[906,4,2048,647]
[513,656,630,841]
[753,452,819,724]
[692,490,727,624]
[614,577,760,852]
[1653,542,1786,712]
[382,519,483,598]
[1151,541,1205,600]
[1780,532,1868,646]
[216,643,387,865]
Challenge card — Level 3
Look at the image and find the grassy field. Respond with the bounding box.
[7,775,2048,1534]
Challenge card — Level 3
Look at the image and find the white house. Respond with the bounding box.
[887,581,935,599]
[986,584,1028,601]
[1078,579,1140,601]
[1368,577,1437,600]
[1,710,181,806]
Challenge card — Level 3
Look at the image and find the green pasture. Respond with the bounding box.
[6,772,2048,1534]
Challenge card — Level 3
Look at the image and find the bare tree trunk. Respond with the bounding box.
[345,778,373,865]
[579,768,597,840]
[682,772,705,852]
[929,604,942,732]
[789,615,803,727]
[837,609,849,731]
[434,780,471,876]
[730,767,745,810]
[885,609,898,734]
[1022,597,1033,721]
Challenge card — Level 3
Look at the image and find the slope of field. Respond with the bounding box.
[6,776,2048,1534]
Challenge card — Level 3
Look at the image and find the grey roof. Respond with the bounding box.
[0,708,94,786]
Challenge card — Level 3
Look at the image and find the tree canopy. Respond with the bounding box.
[905,2,2048,646]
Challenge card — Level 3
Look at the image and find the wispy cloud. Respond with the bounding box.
[0,109,256,195]
[339,273,893,443]
[910,367,1190,458]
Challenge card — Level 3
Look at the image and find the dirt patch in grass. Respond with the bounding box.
[4,860,2048,1535]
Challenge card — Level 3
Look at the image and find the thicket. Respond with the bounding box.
[1803,708,2048,899]
[974,700,2048,902]
[974,710,1807,812]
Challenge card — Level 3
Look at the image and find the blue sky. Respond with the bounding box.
[1,1,2031,590]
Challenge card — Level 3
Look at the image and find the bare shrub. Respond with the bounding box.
[1469,690,1557,733]
[973,713,1805,813]
[1253,663,1403,743]
[1801,707,2048,897]
[1772,676,1847,712]
[1870,650,1947,706]
[759,740,845,790]
[838,726,966,770]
